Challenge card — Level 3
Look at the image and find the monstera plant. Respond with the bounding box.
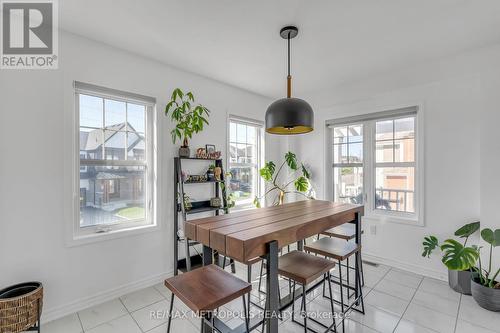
[422,221,480,294]
[254,152,314,207]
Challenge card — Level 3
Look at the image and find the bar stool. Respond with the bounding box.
[164,264,252,333]
[304,238,365,332]
[322,223,365,287]
[266,250,337,333]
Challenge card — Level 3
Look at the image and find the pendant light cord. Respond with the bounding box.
[287,32,291,77]
[287,32,292,98]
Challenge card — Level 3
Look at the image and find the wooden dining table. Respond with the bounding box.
[185,200,364,333]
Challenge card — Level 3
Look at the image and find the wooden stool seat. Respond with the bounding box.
[164,264,251,313]
[322,223,356,240]
[278,251,335,285]
[305,238,360,261]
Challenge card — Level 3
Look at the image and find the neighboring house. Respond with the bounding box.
[80,122,145,211]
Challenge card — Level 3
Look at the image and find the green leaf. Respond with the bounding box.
[285,152,297,170]
[455,221,480,238]
[171,88,183,101]
[481,228,500,247]
[186,92,194,102]
[441,239,479,271]
[422,236,439,258]
[301,163,310,179]
[294,176,309,192]
[259,162,275,181]
[253,197,261,208]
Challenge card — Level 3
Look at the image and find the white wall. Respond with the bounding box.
[0,31,283,322]
[292,44,500,279]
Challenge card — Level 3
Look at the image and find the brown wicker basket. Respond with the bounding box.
[0,282,43,333]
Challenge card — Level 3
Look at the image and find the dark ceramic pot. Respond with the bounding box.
[448,269,472,295]
[179,146,190,157]
[471,275,500,312]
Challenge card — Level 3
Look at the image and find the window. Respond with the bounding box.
[228,116,264,209]
[75,82,156,237]
[329,106,421,223]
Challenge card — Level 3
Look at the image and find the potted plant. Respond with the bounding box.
[207,164,215,181]
[254,151,314,207]
[422,221,480,294]
[471,228,500,311]
[165,88,210,157]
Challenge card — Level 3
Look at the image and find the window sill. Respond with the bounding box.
[66,223,160,247]
[363,213,424,227]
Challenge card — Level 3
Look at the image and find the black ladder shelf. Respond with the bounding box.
[173,157,233,275]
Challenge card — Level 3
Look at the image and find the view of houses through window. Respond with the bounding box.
[78,92,151,229]
[228,118,263,209]
[332,115,417,216]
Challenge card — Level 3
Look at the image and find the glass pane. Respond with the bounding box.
[375,167,415,213]
[376,120,393,141]
[127,132,145,160]
[105,99,126,128]
[230,122,237,142]
[247,125,256,143]
[104,130,126,161]
[228,166,255,204]
[80,94,103,128]
[333,144,348,164]
[127,103,145,133]
[348,124,363,143]
[229,142,237,163]
[246,144,255,164]
[236,143,247,163]
[333,126,347,144]
[80,127,103,160]
[348,143,363,163]
[376,141,394,163]
[236,123,246,143]
[333,167,363,204]
[395,117,415,139]
[394,138,415,162]
[80,166,146,227]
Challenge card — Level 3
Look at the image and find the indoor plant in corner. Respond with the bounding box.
[422,221,480,295]
[471,228,500,311]
[165,88,210,157]
[254,151,314,207]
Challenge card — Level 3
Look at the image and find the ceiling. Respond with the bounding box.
[60,0,500,101]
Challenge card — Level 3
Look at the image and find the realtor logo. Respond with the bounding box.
[1,0,58,69]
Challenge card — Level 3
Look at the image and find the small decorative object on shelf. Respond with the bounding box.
[186,175,208,183]
[181,170,188,182]
[206,144,216,155]
[214,167,222,181]
[210,197,222,208]
[183,194,192,211]
[207,164,215,181]
[0,281,43,333]
[195,147,222,159]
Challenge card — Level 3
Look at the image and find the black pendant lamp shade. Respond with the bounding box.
[265,26,314,135]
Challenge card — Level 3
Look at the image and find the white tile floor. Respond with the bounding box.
[41,261,500,333]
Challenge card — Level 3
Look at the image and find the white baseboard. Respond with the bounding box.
[362,252,448,282]
[42,270,173,324]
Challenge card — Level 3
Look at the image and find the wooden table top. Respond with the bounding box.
[185,200,363,263]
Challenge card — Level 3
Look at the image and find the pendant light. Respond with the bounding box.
[265,26,314,134]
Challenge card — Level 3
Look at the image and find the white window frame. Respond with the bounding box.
[327,105,424,226]
[69,81,158,245]
[227,115,265,210]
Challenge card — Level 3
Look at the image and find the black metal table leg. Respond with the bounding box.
[354,211,361,304]
[265,240,279,333]
[202,245,213,332]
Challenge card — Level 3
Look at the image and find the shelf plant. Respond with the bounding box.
[165,88,210,157]
[254,151,314,207]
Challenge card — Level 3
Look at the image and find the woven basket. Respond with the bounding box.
[0,282,43,333]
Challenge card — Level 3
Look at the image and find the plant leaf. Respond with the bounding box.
[294,176,309,192]
[481,228,500,247]
[301,163,311,179]
[260,162,275,182]
[441,239,479,271]
[186,92,194,102]
[285,151,297,170]
[422,236,439,258]
[253,196,261,208]
[455,221,480,238]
